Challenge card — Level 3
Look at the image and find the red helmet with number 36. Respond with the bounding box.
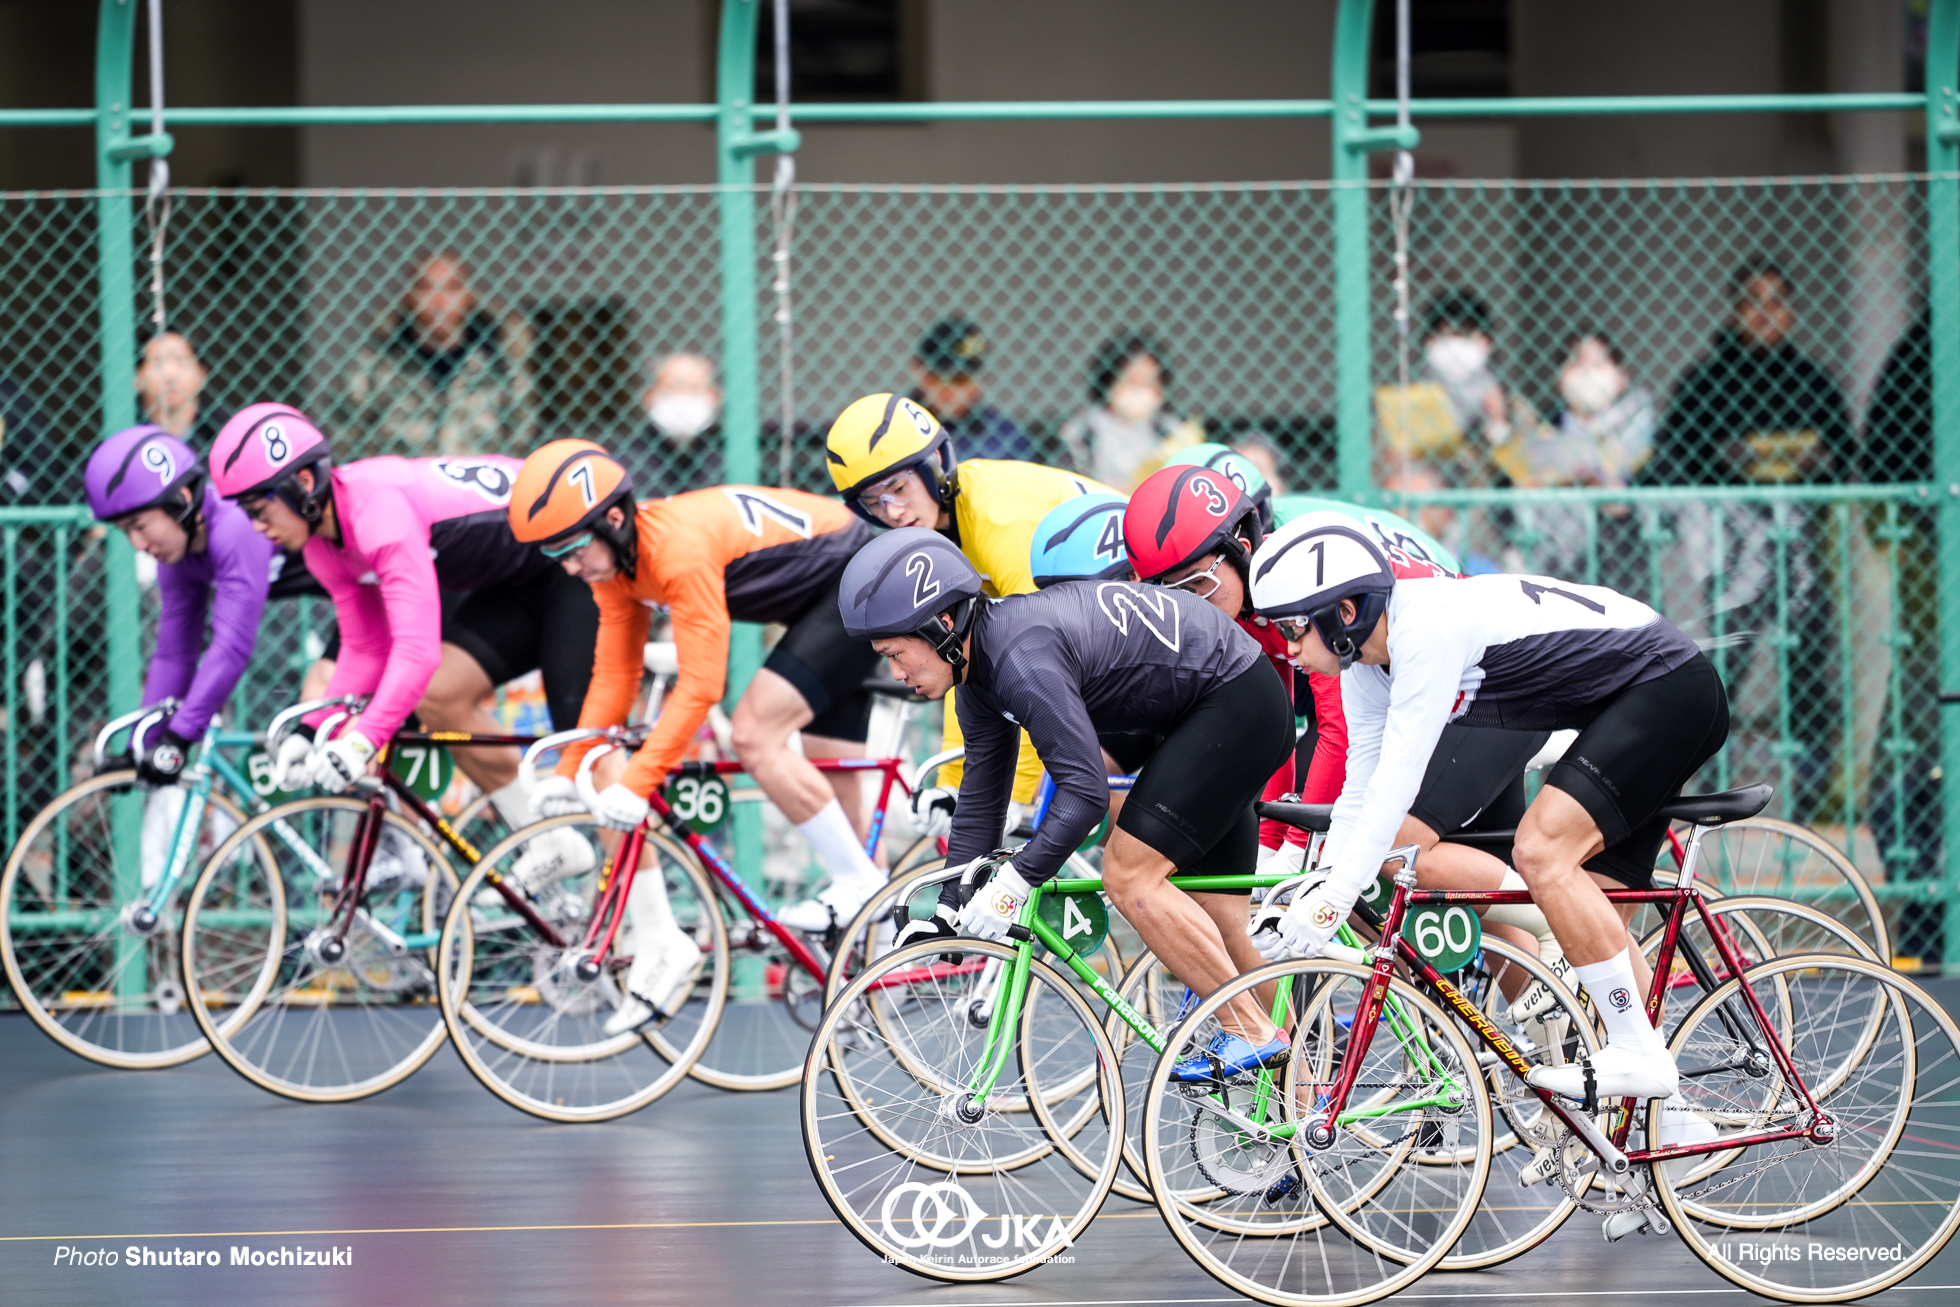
[1122,464,1264,593]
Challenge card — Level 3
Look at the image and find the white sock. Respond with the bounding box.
[626,871,677,941]
[1574,949,1662,1054]
[488,779,531,831]
[796,799,883,891]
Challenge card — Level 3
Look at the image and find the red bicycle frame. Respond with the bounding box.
[1319,875,1833,1170]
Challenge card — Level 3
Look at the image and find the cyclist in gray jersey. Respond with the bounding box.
[1248,510,1728,1102]
[840,528,1297,1076]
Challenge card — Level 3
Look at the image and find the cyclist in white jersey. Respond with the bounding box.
[1247,510,1729,1102]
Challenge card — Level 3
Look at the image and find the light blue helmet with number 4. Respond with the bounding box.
[840,527,986,678]
[1030,493,1131,588]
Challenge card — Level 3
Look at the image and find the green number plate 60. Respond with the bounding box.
[1358,871,1482,972]
[1036,891,1109,956]
[665,774,731,834]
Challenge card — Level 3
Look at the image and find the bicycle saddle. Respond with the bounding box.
[1254,800,1334,833]
[1655,782,1773,827]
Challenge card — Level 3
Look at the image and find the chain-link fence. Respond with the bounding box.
[0,175,1947,955]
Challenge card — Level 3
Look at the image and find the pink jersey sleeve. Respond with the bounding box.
[303,478,445,743]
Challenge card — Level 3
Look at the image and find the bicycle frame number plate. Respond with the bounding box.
[245,750,306,803]
[1360,871,1481,971]
[665,774,730,835]
[1036,890,1108,956]
[389,743,454,803]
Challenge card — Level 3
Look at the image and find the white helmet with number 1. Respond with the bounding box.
[1249,511,1396,670]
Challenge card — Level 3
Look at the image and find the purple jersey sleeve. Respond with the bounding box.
[143,490,275,739]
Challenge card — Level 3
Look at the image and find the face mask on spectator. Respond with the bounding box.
[1559,363,1626,417]
[1107,381,1163,425]
[648,392,718,442]
[1424,335,1490,385]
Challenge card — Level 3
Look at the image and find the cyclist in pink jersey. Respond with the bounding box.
[209,406,599,871]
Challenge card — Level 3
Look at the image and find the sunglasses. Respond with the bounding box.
[1274,616,1315,643]
[856,472,916,515]
[540,531,595,559]
[1162,555,1225,600]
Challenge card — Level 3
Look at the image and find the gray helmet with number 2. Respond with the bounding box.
[840,527,986,679]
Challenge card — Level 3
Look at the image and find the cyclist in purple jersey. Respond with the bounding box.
[208,405,598,862]
[85,427,277,781]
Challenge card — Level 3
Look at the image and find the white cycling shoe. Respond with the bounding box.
[778,876,882,934]
[1527,1042,1679,1102]
[603,923,705,1036]
[509,827,596,896]
[1603,1095,1719,1241]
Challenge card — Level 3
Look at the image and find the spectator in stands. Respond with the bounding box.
[336,249,537,456]
[1490,330,1655,582]
[1231,431,1288,496]
[1381,464,1503,576]
[1650,259,1853,485]
[907,317,1032,462]
[619,351,723,496]
[1865,305,1930,484]
[1651,257,1852,816]
[1375,289,1520,492]
[135,325,230,452]
[1059,333,1204,490]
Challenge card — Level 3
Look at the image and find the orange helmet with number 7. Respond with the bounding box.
[508,439,640,578]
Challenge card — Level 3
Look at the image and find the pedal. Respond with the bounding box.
[1603,1203,1671,1242]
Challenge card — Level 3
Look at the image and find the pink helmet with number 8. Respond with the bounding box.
[208,403,335,521]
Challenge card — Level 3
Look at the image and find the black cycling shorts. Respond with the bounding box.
[1408,724,1551,855]
[1547,652,1731,888]
[1115,662,1295,889]
[762,576,879,743]
[442,566,601,732]
[316,575,599,731]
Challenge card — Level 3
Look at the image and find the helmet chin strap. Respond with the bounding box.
[924,596,979,685]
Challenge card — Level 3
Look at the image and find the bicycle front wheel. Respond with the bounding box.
[801,939,1124,1283]
[1,773,261,1068]
[181,795,458,1101]
[1659,954,1960,1302]
[1143,959,1492,1307]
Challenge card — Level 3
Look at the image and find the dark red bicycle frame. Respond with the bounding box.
[1321,877,1833,1169]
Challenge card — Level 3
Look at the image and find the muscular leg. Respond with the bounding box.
[729,668,827,823]
[415,642,518,794]
[1103,828,1275,1044]
[1510,786,1623,966]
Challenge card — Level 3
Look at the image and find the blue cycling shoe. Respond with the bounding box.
[1169,1031,1289,1083]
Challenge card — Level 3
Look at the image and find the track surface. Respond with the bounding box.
[3,986,1958,1307]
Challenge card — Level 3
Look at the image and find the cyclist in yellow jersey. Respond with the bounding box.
[825,393,1118,808]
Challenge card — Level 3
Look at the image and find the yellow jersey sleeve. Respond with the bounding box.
[952,460,1119,598]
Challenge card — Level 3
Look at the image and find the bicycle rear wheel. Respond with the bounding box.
[1143,959,1492,1307]
[438,816,727,1121]
[181,795,457,1101]
[801,939,1123,1282]
[1659,954,1960,1301]
[1,773,262,1068]
[1669,819,1885,961]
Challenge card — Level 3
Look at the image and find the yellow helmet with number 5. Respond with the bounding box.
[825,392,956,523]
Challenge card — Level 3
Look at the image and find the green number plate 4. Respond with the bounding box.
[1036,891,1109,956]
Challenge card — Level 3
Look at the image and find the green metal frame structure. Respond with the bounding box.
[3,0,1955,963]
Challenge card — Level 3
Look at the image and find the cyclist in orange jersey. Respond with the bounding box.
[510,441,883,1032]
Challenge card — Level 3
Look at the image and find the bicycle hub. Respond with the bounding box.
[120,902,161,937]
[572,953,603,984]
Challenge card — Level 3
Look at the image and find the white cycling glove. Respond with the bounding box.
[957,862,1035,943]
[311,729,377,794]
[910,785,957,839]
[591,782,651,831]
[530,774,585,820]
[270,732,316,791]
[1248,869,1356,963]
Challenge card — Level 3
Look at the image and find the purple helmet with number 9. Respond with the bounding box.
[84,426,204,528]
[208,403,334,521]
